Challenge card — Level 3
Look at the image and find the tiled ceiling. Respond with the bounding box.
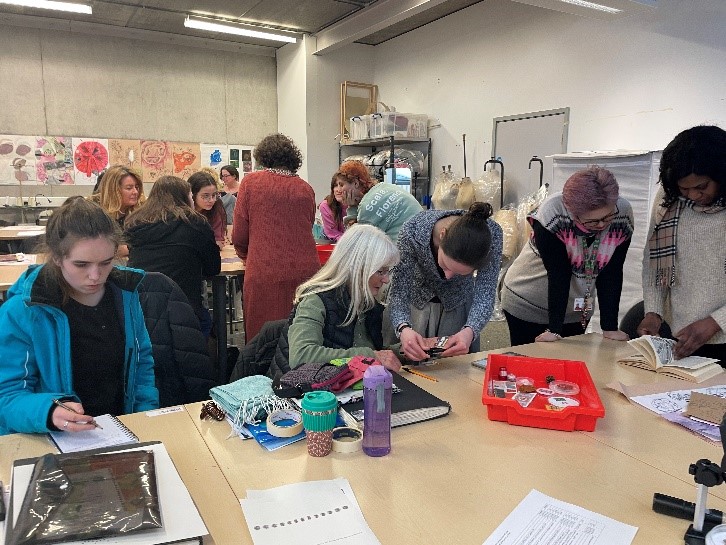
[0,0,655,50]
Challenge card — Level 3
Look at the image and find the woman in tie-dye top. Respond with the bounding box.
[501,166,634,345]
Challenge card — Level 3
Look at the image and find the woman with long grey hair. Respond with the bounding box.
[288,224,402,371]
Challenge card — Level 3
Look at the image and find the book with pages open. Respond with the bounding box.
[618,335,723,383]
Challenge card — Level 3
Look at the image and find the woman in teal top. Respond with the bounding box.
[0,197,158,436]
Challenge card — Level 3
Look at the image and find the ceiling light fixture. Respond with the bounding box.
[184,17,297,44]
[0,0,92,14]
[558,0,621,13]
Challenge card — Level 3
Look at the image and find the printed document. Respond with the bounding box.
[241,478,380,545]
[482,489,637,545]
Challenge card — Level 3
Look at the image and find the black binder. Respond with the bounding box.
[345,371,451,427]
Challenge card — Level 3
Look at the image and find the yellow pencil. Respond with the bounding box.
[402,367,438,382]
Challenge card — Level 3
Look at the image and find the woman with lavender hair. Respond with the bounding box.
[501,166,634,345]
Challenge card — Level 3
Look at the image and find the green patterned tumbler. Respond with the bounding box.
[300,391,338,457]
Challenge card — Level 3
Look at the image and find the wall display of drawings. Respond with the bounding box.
[228,145,255,176]
[0,134,254,185]
[0,135,37,185]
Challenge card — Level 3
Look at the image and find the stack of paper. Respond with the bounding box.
[240,478,380,545]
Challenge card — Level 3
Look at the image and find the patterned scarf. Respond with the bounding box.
[647,196,726,286]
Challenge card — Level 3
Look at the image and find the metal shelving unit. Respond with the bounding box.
[339,136,432,205]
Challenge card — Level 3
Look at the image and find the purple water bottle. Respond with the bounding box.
[362,365,392,457]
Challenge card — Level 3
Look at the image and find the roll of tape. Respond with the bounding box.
[331,426,363,453]
[266,409,303,438]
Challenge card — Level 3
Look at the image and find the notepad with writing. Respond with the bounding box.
[48,414,139,453]
[345,371,451,427]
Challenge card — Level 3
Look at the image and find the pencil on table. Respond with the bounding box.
[403,367,438,382]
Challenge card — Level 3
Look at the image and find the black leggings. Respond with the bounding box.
[504,311,586,347]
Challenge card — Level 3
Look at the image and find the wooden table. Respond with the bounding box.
[0,225,45,240]
[212,246,245,382]
[186,334,726,544]
[0,256,38,293]
[0,225,45,253]
[3,334,725,545]
[0,406,244,545]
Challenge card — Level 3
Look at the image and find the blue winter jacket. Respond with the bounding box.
[0,264,159,435]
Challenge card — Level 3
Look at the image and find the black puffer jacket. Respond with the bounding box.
[229,319,291,381]
[137,272,218,406]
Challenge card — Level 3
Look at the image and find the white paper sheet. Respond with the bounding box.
[630,385,726,415]
[482,489,637,545]
[241,478,380,545]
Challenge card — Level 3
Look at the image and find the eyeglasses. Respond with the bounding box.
[198,192,219,201]
[374,268,391,278]
[220,173,233,179]
[576,205,619,228]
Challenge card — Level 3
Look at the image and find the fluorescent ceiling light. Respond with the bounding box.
[558,0,621,13]
[0,0,92,14]
[184,17,297,43]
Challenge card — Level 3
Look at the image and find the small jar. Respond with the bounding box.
[498,366,508,381]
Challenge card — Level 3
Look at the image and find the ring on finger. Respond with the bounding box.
[63,420,69,429]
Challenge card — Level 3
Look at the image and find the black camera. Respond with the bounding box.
[425,336,449,357]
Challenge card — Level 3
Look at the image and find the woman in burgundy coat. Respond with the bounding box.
[232,134,320,341]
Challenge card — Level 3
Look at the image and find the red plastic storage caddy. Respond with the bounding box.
[316,244,335,265]
[482,354,605,432]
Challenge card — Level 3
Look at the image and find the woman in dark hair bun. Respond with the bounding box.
[387,202,503,361]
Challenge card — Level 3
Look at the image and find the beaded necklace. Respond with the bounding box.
[265,168,296,177]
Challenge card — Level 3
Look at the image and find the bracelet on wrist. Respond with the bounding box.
[395,322,412,338]
[544,329,562,339]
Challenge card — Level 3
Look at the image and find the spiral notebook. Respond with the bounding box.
[345,372,451,427]
[48,414,139,453]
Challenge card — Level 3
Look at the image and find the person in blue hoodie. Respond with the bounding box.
[0,197,159,436]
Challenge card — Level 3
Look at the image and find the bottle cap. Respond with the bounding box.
[300,390,337,412]
[363,365,392,389]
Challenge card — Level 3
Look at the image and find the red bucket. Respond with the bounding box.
[316,244,335,265]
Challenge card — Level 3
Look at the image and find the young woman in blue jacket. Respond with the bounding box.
[0,197,159,435]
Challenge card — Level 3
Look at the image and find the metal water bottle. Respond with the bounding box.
[362,365,392,457]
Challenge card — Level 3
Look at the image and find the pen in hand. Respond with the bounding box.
[52,399,103,429]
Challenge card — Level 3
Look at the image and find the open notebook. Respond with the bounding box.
[48,414,139,453]
[344,371,451,427]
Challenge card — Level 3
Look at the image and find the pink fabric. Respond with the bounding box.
[319,199,347,241]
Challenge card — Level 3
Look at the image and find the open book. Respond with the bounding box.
[618,335,723,382]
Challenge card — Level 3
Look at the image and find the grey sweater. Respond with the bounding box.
[388,209,503,337]
[642,190,726,344]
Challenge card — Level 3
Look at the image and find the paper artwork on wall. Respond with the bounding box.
[141,140,172,183]
[72,138,109,185]
[109,139,142,172]
[172,142,201,180]
[0,135,38,185]
[35,136,74,185]
[227,145,255,176]
[200,144,228,169]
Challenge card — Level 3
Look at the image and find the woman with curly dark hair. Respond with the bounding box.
[232,133,319,341]
[638,125,725,361]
